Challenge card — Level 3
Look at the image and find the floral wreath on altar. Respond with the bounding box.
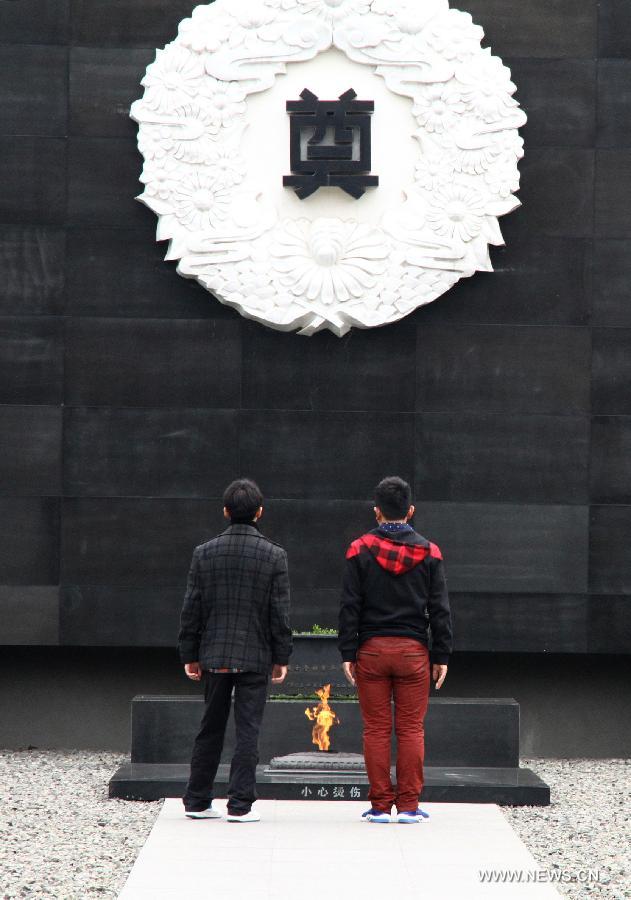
[131,0,526,336]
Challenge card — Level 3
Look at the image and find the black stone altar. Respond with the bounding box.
[109,695,550,805]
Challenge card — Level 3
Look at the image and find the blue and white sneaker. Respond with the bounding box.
[362,808,391,823]
[185,805,222,819]
[396,807,430,824]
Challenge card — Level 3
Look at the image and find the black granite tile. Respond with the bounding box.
[71,0,199,47]
[67,138,147,226]
[0,498,59,585]
[242,320,416,412]
[593,240,631,327]
[60,585,178,645]
[595,151,631,238]
[0,0,69,44]
[0,406,62,496]
[508,59,596,148]
[0,227,65,316]
[599,0,631,58]
[63,318,241,408]
[240,410,415,501]
[450,594,588,652]
[289,589,340,632]
[416,325,591,415]
[69,48,153,138]
[590,417,631,504]
[415,502,589,593]
[517,148,594,239]
[65,225,235,320]
[61,498,225,586]
[463,0,596,58]
[63,407,239,498]
[262,500,373,593]
[416,413,590,504]
[0,586,59,644]
[0,318,63,404]
[0,138,66,225]
[0,45,67,136]
[590,505,631,594]
[592,329,631,415]
[588,595,631,653]
[415,233,591,327]
[597,61,631,149]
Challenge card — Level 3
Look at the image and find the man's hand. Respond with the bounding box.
[271,664,288,684]
[342,661,356,687]
[185,662,202,681]
[432,663,448,689]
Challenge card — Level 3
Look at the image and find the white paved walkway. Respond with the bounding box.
[118,799,561,900]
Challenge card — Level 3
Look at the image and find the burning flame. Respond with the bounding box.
[305,684,340,751]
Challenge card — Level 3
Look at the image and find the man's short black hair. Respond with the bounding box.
[223,478,263,522]
[374,476,412,520]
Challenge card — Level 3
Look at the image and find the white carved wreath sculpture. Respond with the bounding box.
[131,0,526,336]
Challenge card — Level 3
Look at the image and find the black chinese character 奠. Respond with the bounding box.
[283,88,379,200]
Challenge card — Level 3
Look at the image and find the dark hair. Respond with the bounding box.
[374,476,412,520]
[223,478,263,522]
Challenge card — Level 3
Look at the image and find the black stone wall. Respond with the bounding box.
[1,0,631,660]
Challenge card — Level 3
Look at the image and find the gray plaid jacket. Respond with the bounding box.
[178,523,292,674]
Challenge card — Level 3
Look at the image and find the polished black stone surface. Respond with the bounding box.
[597,61,631,149]
[0,406,62,496]
[67,138,146,226]
[0,498,59,585]
[0,138,66,225]
[415,413,590,503]
[130,696,520,768]
[0,586,60,645]
[415,325,591,415]
[463,0,595,58]
[0,318,63,405]
[71,0,199,48]
[599,0,631,57]
[509,59,596,148]
[595,150,631,237]
[64,318,241,407]
[0,0,69,43]
[517,148,594,238]
[0,45,67,137]
[240,411,415,501]
[593,240,631,326]
[108,763,550,805]
[65,225,227,320]
[63,408,239,498]
[69,48,153,138]
[592,329,631,414]
[415,233,591,327]
[590,417,631,504]
[590,506,631,594]
[0,227,66,316]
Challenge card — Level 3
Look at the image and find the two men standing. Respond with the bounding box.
[177,476,452,822]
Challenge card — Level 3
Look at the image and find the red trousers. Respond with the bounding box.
[356,636,431,813]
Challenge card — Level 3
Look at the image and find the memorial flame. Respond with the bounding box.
[305,684,340,752]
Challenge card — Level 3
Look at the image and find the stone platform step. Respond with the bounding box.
[109,762,550,806]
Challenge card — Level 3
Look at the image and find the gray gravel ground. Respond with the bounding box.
[0,751,628,899]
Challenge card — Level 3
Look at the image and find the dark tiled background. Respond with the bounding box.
[1,0,630,651]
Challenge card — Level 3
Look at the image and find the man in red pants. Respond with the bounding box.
[338,476,453,824]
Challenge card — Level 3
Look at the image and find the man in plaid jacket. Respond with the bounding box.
[338,476,453,824]
[178,478,292,823]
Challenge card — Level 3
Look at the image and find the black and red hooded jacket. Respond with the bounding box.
[338,525,453,665]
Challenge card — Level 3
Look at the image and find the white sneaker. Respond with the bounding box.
[185,806,222,819]
[226,809,261,823]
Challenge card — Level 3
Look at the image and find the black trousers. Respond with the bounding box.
[183,669,269,815]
